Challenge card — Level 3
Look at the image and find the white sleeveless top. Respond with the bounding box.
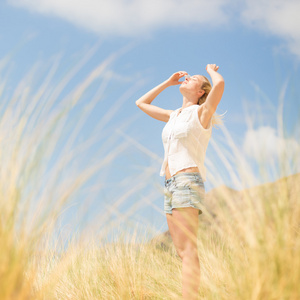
[160,104,212,181]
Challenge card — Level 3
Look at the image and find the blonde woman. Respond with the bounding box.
[136,64,224,299]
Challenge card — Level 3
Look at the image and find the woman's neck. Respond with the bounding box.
[181,97,198,109]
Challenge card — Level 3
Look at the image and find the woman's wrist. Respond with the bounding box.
[162,79,173,88]
[206,68,217,76]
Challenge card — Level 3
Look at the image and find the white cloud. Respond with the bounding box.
[240,0,300,58]
[8,0,230,36]
[243,126,300,164]
[8,0,300,58]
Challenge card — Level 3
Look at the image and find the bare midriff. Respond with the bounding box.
[165,162,199,180]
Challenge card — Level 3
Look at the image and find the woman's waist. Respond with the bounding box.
[165,166,200,181]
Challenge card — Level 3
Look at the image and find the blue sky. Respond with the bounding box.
[1,0,299,238]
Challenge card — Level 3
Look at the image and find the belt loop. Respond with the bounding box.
[171,175,176,187]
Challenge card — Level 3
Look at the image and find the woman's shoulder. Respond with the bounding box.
[170,108,180,117]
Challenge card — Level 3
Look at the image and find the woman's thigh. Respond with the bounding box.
[166,207,199,255]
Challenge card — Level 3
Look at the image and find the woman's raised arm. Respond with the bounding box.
[135,71,187,122]
[203,64,224,114]
[198,64,224,128]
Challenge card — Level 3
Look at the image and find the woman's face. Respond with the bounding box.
[180,75,204,98]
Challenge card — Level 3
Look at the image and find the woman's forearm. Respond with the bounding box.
[136,71,186,107]
[203,65,224,113]
[135,80,171,107]
[206,68,224,87]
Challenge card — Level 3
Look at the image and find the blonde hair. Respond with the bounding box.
[198,75,224,127]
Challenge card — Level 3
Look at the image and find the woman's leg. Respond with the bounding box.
[166,207,200,299]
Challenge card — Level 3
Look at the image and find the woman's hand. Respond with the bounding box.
[167,71,188,86]
[206,64,219,72]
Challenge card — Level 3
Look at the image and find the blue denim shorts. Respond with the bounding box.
[164,172,205,215]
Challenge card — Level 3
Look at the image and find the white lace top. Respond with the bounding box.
[160,104,212,181]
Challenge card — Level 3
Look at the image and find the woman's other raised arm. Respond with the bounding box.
[200,64,224,124]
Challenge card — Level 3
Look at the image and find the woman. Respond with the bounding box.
[135,64,224,299]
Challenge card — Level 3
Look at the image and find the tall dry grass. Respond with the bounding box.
[0,48,139,299]
[0,50,299,299]
[30,172,300,300]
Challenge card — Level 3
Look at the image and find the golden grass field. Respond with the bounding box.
[1,173,299,299]
[0,54,299,299]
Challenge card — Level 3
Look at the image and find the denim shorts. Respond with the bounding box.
[164,172,205,215]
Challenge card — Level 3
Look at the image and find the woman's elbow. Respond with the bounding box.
[215,79,225,92]
[217,79,225,87]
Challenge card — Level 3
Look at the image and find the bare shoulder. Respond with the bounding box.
[163,109,174,122]
[197,104,212,129]
[167,109,174,117]
[159,108,174,122]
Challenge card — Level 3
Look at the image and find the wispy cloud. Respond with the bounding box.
[8,0,230,36]
[8,0,300,58]
[243,126,300,166]
[240,0,300,58]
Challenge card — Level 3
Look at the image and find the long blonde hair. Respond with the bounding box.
[198,75,224,127]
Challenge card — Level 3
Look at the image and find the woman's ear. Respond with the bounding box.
[198,90,205,98]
